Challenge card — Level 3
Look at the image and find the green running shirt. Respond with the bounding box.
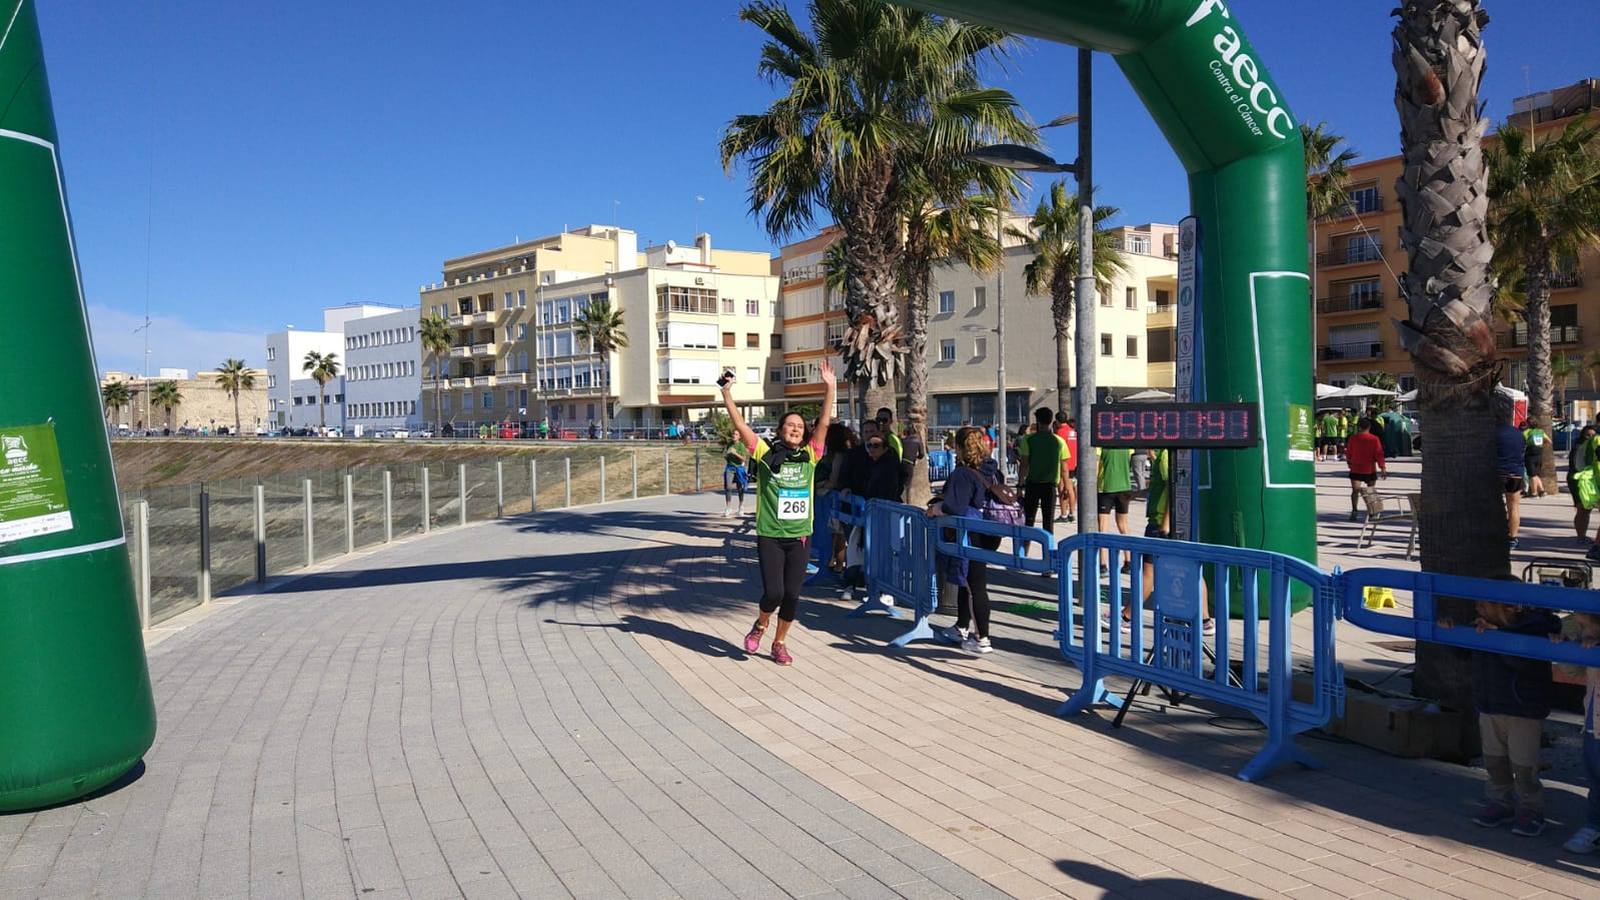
[751,440,820,539]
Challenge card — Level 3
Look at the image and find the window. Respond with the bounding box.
[1099,290,1112,307]
[463,393,474,410]
[266,347,276,362]
[267,375,276,388]
[1126,336,1139,357]
[772,333,783,349]
[482,392,494,409]
[722,297,735,314]
[936,397,964,427]
[973,337,987,359]
[771,368,783,383]
[722,332,735,348]
[939,339,956,362]
[517,289,526,308]
[1126,287,1138,309]
[770,300,781,318]
[1148,328,1174,363]
[1100,333,1113,356]
[973,286,986,308]
[745,367,760,384]
[656,285,719,314]
[746,299,760,316]
[657,327,669,348]
[826,320,846,348]
[1155,289,1172,307]
[747,333,760,348]
[938,291,955,314]
[1349,184,1381,214]
[783,362,810,385]
[1127,234,1152,255]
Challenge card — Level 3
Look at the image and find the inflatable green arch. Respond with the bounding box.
[909,0,1316,566]
[1,0,157,812]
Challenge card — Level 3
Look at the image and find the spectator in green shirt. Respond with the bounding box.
[1098,445,1135,569]
[1139,449,1213,634]
[1018,407,1070,538]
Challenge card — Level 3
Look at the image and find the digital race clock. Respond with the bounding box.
[1090,403,1259,449]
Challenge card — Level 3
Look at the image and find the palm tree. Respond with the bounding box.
[419,313,454,433]
[573,297,628,438]
[1584,350,1600,394]
[1303,122,1358,368]
[100,380,132,428]
[1487,118,1600,483]
[301,351,340,433]
[1017,182,1130,411]
[214,359,256,437]
[1358,371,1400,413]
[1553,352,1579,422]
[720,1,1021,416]
[149,380,183,432]
[1392,0,1498,752]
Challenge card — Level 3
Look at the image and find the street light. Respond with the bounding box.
[965,48,1096,533]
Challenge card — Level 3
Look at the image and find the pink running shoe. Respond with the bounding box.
[743,624,765,654]
[771,642,793,666]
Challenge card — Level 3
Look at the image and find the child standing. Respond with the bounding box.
[1562,613,1600,854]
[1470,601,1561,836]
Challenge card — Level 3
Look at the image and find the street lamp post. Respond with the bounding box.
[966,52,1096,531]
[1072,49,1097,533]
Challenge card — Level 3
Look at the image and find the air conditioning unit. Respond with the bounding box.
[695,277,705,285]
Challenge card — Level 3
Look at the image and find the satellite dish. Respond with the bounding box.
[665,240,677,253]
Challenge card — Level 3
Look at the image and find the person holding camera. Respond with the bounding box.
[721,362,837,666]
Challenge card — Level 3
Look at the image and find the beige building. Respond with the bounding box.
[102,368,269,434]
[775,219,1178,429]
[1309,78,1599,408]
[420,227,782,432]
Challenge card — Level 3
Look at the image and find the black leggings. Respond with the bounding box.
[954,535,998,639]
[757,536,808,623]
[1022,482,1057,533]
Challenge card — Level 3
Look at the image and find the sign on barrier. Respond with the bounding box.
[1341,568,1600,669]
[1055,534,1343,782]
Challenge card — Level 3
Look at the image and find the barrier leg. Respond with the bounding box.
[1058,554,1119,715]
[1238,573,1321,782]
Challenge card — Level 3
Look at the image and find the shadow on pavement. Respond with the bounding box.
[1055,859,1253,898]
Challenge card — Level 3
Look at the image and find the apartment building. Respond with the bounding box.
[343,306,422,434]
[775,219,1177,428]
[420,228,782,432]
[1311,78,1600,400]
[419,225,634,430]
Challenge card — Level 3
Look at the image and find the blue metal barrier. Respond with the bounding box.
[838,495,904,618]
[859,500,936,636]
[896,516,1057,647]
[804,492,841,584]
[928,450,954,483]
[1341,568,1600,668]
[1055,534,1344,782]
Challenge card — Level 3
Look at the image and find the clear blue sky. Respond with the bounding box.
[35,0,1598,375]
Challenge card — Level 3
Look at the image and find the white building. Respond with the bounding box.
[343,306,422,434]
[265,304,394,432]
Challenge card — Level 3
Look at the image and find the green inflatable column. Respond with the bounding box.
[0,0,157,812]
[904,0,1316,569]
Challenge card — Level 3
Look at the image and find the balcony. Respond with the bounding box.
[1317,240,1384,268]
[1323,196,1385,220]
[1498,325,1582,349]
[450,345,472,358]
[1317,292,1385,314]
[494,373,529,386]
[1320,341,1384,361]
[470,343,499,357]
[781,264,827,286]
[1551,271,1584,290]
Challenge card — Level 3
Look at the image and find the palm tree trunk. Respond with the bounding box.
[598,352,608,439]
[1524,264,1558,485]
[903,240,933,508]
[434,366,443,433]
[318,385,327,431]
[234,394,241,437]
[1393,0,1498,760]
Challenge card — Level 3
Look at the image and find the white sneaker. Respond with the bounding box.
[963,635,992,654]
[1564,824,1600,854]
[722,508,732,518]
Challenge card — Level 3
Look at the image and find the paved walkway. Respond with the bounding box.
[2,479,1599,899]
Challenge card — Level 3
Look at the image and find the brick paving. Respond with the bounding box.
[0,498,1001,899]
[3,478,1599,898]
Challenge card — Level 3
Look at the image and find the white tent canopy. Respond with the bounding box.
[1122,389,1175,402]
[1324,384,1397,400]
[1315,383,1342,399]
[1399,384,1526,404]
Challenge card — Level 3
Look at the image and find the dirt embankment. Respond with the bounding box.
[111,438,714,493]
